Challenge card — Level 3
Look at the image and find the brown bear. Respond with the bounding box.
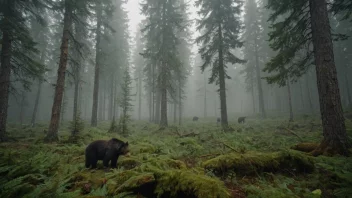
[238,117,246,124]
[85,138,129,169]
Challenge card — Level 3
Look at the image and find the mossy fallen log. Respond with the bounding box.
[202,151,314,176]
[291,142,319,153]
[107,170,230,198]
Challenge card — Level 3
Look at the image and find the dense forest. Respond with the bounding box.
[0,0,352,197]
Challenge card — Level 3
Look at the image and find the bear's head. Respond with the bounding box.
[120,142,130,156]
[110,138,130,156]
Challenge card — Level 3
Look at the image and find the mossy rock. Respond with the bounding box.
[202,151,314,176]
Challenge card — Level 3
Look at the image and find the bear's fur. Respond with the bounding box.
[238,117,246,124]
[85,138,129,169]
[193,116,199,121]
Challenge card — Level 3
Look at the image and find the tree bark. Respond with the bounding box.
[138,68,142,120]
[31,47,46,127]
[251,83,256,114]
[108,75,114,120]
[309,0,351,156]
[254,34,266,118]
[344,71,351,107]
[46,0,72,142]
[155,88,161,124]
[31,79,43,127]
[73,71,80,121]
[298,79,305,111]
[287,80,294,122]
[178,78,182,125]
[0,2,13,142]
[19,91,26,125]
[218,23,229,129]
[159,63,168,127]
[305,74,314,114]
[91,2,102,127]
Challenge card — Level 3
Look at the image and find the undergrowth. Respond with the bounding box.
[0,116,351,197]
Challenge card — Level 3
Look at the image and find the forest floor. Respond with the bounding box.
[1,115,352,198]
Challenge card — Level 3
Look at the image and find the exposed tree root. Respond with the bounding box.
[44,134,59,143]
[311,139,351,157]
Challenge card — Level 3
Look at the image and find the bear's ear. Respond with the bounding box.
[125,142,129,146]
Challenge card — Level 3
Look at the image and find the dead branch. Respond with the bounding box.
[284,128,303,142]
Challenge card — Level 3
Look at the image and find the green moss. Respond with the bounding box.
[202,151,314,176]
[154,170,230,198]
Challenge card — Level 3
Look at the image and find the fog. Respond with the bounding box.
[1,0,351,137]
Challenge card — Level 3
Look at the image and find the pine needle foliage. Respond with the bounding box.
[195,0,245,84]
[264,0,349,85]
[118,68,134,136]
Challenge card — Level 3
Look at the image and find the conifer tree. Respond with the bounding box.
[141,0,187,128]
[265,0,351,155]
[242,0,267,118]
[118,68,133,136]
[195,0,245,130]
[46,0,93,142]
[45,0,73,142]
[0,0,47,142]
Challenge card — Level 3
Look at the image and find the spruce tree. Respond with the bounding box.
[242,0,267,118]
[141,0,187,128]
[0,0,47,142]
[195,0,245,130]
[265,0,351,156]
[118,68,133,136]
[46,0,93,142]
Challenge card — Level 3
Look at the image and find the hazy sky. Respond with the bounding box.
[125,0,143,37]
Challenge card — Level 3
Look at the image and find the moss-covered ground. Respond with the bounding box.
[1,115,352,198]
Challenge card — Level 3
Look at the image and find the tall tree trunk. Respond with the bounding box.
[305,74,314,114]
[251,83,256,114]
[31,80,43,127]
[309,0,350,156]
[160,85,168,127]
[108,75,114,120]
[254,34,266,118]
[46,0,72,142]
[31,48,46,127]
[174,102,177,124]
[159,62,168,127]
[155,89,161,124]
[60,88,66,126]
[178,78,182,125]
[91,2,102,127]
[73,73,79,121]
[204,72,207,118]
[298,79,305,112]
[344,71,351,107]
[103,79,106,121]
[151,64,155,122]
[149,86,152,122]
[218,23,229,129]
[19,91,26,125]
[0,14,12,142]
[287,80,294,122]
[98,85,103,121]
[138,69,142,120]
